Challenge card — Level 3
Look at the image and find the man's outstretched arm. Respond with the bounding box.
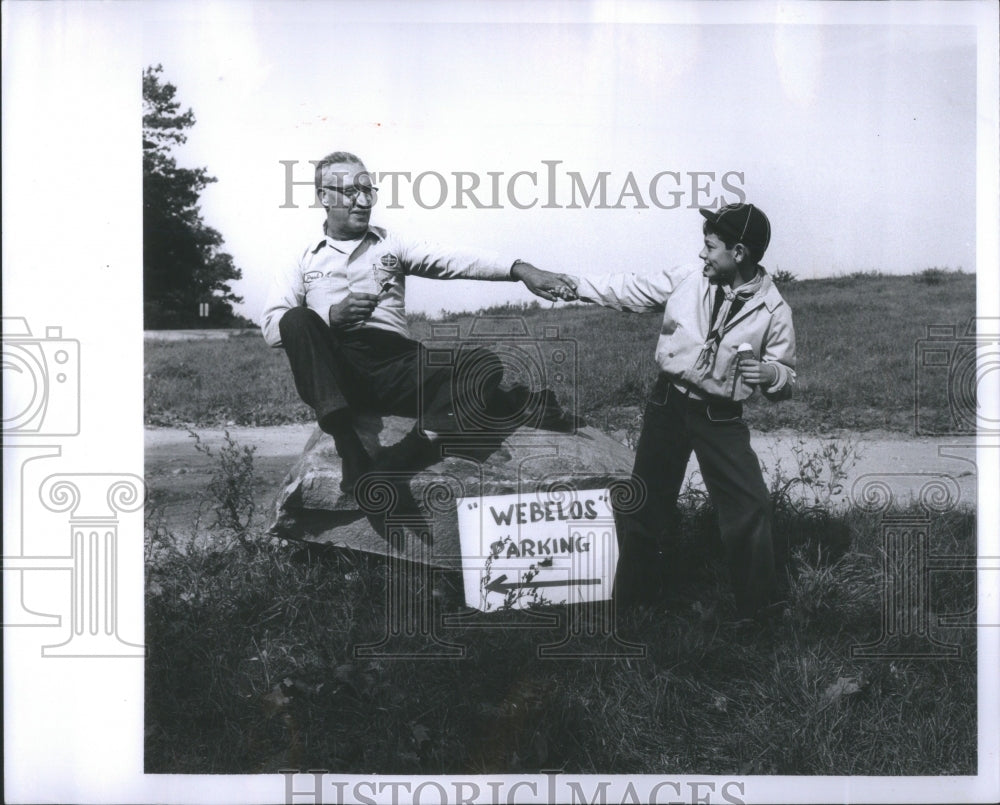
[511,260,578,302]
[396,237,576,301]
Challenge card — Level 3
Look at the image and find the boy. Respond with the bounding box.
[569,203,796,618]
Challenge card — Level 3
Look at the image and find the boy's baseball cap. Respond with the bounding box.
[699,203,771,258]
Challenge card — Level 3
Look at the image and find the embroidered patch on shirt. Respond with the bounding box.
[380,253,400,268]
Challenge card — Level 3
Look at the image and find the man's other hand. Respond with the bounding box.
[512,262,579,302]
[737,357,778,387]
[329,292,378,328]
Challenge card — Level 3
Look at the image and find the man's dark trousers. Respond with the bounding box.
[278,306,517,435]
[614,375,778,616]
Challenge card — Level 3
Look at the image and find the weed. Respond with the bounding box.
[481,537,554,611]
[770,435,863,509]
[188,429,258,547]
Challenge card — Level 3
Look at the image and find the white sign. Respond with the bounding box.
[456,488,619,612]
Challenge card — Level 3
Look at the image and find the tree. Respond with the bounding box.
[143,64,246,328]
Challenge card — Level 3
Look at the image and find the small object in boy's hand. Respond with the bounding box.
[736,342,756,363]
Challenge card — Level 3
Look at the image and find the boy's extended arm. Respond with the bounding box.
[571,265,690,312]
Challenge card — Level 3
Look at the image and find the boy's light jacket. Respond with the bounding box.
[575,263,796,401]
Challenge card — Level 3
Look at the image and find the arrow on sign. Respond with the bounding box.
[484,574,602,595]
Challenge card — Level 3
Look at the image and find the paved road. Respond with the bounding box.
[144,328,259,341]
[145,425,979,537]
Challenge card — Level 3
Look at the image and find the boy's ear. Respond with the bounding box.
[732,243,747,263]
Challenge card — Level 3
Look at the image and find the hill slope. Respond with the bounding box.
[145,271,976,434]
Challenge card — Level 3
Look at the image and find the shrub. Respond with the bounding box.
[915,267,949,285]
[771,268,797,285]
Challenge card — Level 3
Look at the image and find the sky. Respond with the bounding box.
[139,4,981,321]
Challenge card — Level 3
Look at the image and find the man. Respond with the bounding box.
[566,203,796,619]
[261,151,577,493]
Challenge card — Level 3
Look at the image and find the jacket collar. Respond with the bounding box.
[758,270,785,312]
[729,270,784,324]
[701,267,784,327]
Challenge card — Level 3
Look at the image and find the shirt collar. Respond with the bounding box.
[309,224,385,255]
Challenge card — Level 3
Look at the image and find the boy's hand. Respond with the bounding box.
[512,261,578,302]
[738,357,778,387]
[329,292,378,328]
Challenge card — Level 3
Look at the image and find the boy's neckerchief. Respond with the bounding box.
[694,270,764,372]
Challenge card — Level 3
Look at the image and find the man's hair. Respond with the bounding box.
[703,220,758,264]
[314,151,366,192]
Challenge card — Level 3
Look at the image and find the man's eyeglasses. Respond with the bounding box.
[321,184,379,203]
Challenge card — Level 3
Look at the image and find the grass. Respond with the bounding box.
[145,434,977,775]
[145,271,976,433]
[144,269,978,775]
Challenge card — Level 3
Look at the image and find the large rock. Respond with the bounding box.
[268,415,636,569]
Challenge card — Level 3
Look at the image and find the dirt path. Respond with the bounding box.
[144,425,978,536]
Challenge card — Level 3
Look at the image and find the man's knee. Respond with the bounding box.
[278,306,326,340]
[452,347,505,402]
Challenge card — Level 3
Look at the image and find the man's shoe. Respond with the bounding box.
[372,429,441,475]
[534,389,580,433]
[332,429,373,495]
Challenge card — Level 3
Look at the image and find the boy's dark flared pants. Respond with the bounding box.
[615,375,777,616]
[277,306,528,436]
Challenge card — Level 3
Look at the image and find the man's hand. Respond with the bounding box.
[512,261,578,302]
[329,292,378,329]
[738,357,778,387]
